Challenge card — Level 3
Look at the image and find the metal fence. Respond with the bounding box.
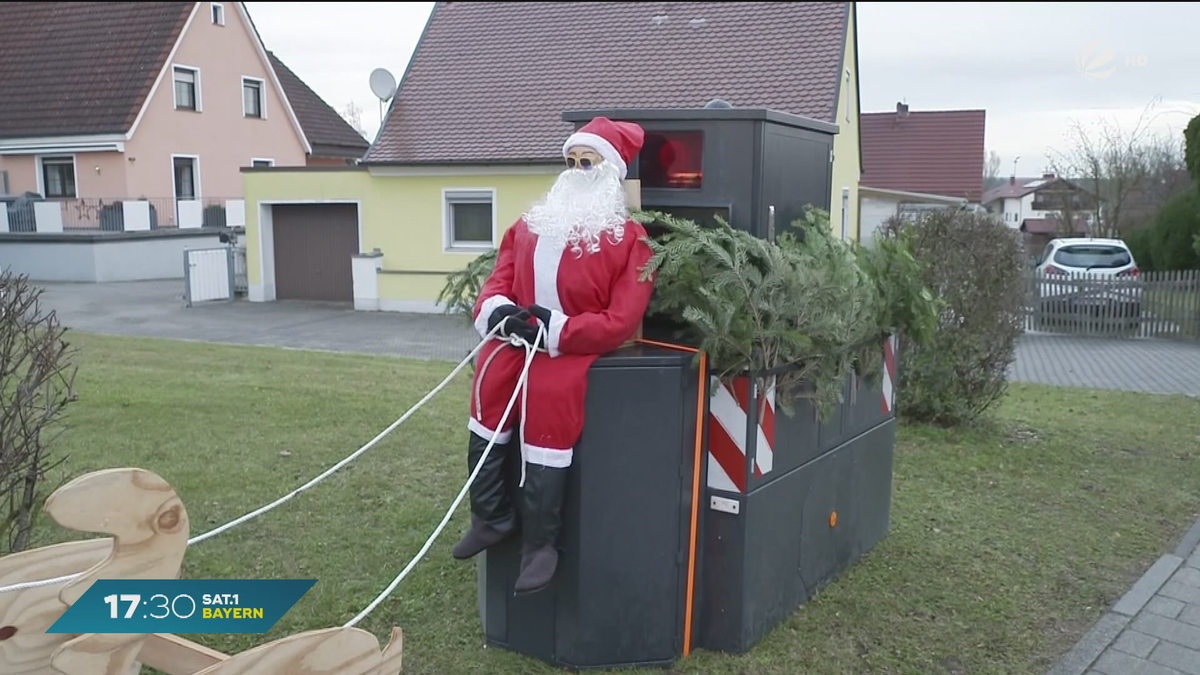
[3,196,240,232]
[1024,269,1200,340]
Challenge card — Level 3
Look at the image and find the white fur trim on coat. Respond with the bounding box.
[475,294,515,339]
[524,441,573,468]
[546,308,568,358]
[562,131,627,179]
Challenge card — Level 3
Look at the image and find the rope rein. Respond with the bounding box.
[344,323,545,627]
[0,317,543,600]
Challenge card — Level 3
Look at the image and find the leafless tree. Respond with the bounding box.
[0,273,78,554]
[983,150,1004,191]
[340,101,368,140]
[1046,97,1186,238]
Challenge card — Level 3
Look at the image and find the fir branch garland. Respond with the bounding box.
[636,207,885,418]
[436,207,939,420]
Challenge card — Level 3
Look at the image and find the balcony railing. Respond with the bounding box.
[1,197,246,233]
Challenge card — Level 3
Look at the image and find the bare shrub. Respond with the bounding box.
[0,272,78,553]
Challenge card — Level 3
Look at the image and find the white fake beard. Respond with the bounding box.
[524,160,628,257]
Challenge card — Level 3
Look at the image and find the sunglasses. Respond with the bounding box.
[565,157,595,169]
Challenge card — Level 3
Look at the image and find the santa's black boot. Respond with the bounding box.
[513,463,568,595]
[451,431,517,560]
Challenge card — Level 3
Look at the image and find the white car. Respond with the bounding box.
[1033,237,1142,323]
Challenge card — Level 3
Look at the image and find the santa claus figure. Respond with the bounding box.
[451,117,656,595]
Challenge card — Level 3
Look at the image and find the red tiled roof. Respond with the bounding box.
[0,2,193,139]
[366,1,852,164]
[268,51,370,158]
[860,107,986,201]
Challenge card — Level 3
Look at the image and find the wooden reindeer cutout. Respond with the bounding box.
[0,468,189,675]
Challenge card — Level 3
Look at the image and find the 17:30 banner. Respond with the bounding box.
[47,579,317,634]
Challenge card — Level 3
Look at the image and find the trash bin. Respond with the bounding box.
[477,343,704,670]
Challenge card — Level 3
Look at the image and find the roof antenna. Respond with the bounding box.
[369,67,397,128]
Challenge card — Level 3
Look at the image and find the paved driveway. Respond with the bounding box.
[1010,333,1200,398]
[31,281,1200,396]
[36,280,480,363]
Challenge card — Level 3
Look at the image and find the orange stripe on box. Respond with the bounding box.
[683,351,706,658]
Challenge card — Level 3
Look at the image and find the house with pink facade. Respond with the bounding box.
[0,1,367,233]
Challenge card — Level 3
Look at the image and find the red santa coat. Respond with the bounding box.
[467,215,655,468]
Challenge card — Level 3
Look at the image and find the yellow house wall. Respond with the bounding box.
[829,6,862,240]
[243,167,558,308]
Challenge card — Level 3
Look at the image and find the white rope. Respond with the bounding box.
[0,320,511,596]
[343,323,545,628]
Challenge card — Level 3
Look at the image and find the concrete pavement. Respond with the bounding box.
[36,280,481,363]
[1049,521,1200,675]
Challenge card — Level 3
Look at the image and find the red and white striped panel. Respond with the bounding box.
[707,375,776,493]
[881,334,898,415]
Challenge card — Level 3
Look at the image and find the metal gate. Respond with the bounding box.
[184,246,235,306]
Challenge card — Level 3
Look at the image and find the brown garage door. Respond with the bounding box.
[272,203,359,302]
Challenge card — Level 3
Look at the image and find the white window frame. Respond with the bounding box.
[442,188,497,253]
[210,2,225,25]
[36,154,78,199]
[173,65,202,112]
[170,154,203,200]
[250,158,275,168]
[241,76,266,119]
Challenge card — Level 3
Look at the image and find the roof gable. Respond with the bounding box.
[860,107,986,201]
[0,1,194,140]
[268,52,370,158]
[366,1,851,164]
[982,176,1062,204]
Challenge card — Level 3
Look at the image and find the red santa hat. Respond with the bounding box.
[561,116,645,180]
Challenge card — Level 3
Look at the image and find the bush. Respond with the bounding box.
[1186,113,1200,184]
[1124,225,1157,270]
[435,248,497,319]
[880,208,1027,427]
[0,272,79,554]
[1148,188,1200,271]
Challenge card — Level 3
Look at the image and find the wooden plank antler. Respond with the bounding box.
[0,468,189,675]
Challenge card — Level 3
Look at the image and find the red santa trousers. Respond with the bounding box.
[466,216,656,468]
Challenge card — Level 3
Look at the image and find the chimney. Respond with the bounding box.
[1042,172,1055,180]
[1010,176,1015,185]
[896,102,909,118]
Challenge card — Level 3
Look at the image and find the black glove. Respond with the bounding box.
[487,304,530,336]
[528,304,553,327]
[506,319,540,345]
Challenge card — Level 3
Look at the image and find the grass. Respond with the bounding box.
[26,331,1200,675]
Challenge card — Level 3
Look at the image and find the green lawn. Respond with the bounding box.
[28,332,1200,675]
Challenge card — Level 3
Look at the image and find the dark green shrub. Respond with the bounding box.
[1124,226,1157,271]
[881,208,1028,427]
[1149,189,1200,271]
[1185,113,1200,185]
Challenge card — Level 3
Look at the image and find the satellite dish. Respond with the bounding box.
[369,68,397,102]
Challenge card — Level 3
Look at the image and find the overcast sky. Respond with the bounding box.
[245,1,1199,178]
